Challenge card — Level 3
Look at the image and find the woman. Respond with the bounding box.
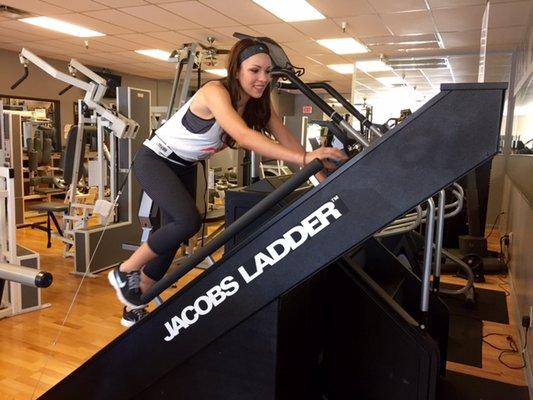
[108,38,347,326]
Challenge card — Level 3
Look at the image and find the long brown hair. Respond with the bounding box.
[220,38,272,148]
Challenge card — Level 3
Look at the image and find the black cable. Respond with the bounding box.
[499,234,510,268]
[498,283,511,296]
[483,332,526,369]
[485,212,505,239]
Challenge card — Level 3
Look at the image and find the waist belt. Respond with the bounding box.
[145,135,196,167]
[167,152,196,167]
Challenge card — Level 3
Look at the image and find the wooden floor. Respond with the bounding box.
[0,225,528,399]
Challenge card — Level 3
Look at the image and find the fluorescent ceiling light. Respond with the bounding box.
[252,0,325,22]
[355,60,392,72]
[327,64,354,74]
[135,49,171,61]
[376,76,406,86]
[317,38,369,55]
[205,68,228,77]
[19,16,105,37]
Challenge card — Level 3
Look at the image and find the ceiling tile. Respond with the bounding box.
[381,10,436,36]
[129,61,173,70]
[90,36,142,50]
[0,0,70,15]
[486,42,520,52]
[0,26,48,42]
[84,9,164,32]
[441,29,480,49]
[489,1,533,28]
[60,38,129,53]
[147,31,195,45]
[307,0,375,17]
[306,53,351,64]
[290,19,345,39]
[332,14,391,38]
[89,51,141,63]
[0,20,70,39]
[146,0,192,3]
[488,26,526,45]
[159,1,239,27]
[370,0,427,13]
[399,70,425,78]
[176,28,233,44]
[43,0,108,12]
[214,26,261,40]
[199,0,280,24]
[421,69,452,78]
[283,54,314,67]
[115,33,175,49]
[114,50,163,62]
[56,13,134,34]
[366,70,399,78]
[486,53,512,66]
[433,5,485,32]
[93,0,148,6]
[284,40,335,56]
[120,5,200,30]
[253,23,309,43]
[427,0,484,9]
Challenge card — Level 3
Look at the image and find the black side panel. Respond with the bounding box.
[353,237,450,375]
[323,261,439,400]
[134,269,328,400]
[135,301,279,400]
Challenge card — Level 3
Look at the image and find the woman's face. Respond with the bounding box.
[237,53,272,99]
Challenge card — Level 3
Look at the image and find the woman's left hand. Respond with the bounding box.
[304,146,348,171]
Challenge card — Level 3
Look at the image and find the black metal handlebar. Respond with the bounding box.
[10,65,28,90]
[59,84,74,95]
[140,158,324,304]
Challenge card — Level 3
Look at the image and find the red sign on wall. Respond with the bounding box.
[302,105,313,114]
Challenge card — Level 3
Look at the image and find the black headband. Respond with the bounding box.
[238,43,269,64]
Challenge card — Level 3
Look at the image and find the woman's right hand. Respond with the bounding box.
[304,147,349,171]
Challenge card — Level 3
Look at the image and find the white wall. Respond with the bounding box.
[496,8,533,396]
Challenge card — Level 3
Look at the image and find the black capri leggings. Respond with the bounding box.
[133,146,201,281]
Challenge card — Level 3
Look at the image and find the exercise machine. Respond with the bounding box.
[11,49,146,273]
[0,163,52,319]
[36,35,506,400]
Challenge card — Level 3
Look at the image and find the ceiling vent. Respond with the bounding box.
[391,82,409,88]
[385,58,448,70]
[0,5,30,19]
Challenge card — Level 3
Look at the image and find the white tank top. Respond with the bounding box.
[144,94,224,164]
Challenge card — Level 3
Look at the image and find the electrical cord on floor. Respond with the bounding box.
[485,212,505,239]
[499,234,510,267]
[496,274,511,296]
[497,282,511,296]
[483,332,526,370]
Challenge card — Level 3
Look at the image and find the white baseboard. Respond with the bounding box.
[507,272,533,397]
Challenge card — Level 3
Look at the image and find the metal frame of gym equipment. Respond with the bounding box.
[0,164,53,319]
[11,49,144,274]
[272,62,477,306]
[73,87,150,275]
[36,34,506,400]
[377,184,476,306]
[2,111,26,226]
